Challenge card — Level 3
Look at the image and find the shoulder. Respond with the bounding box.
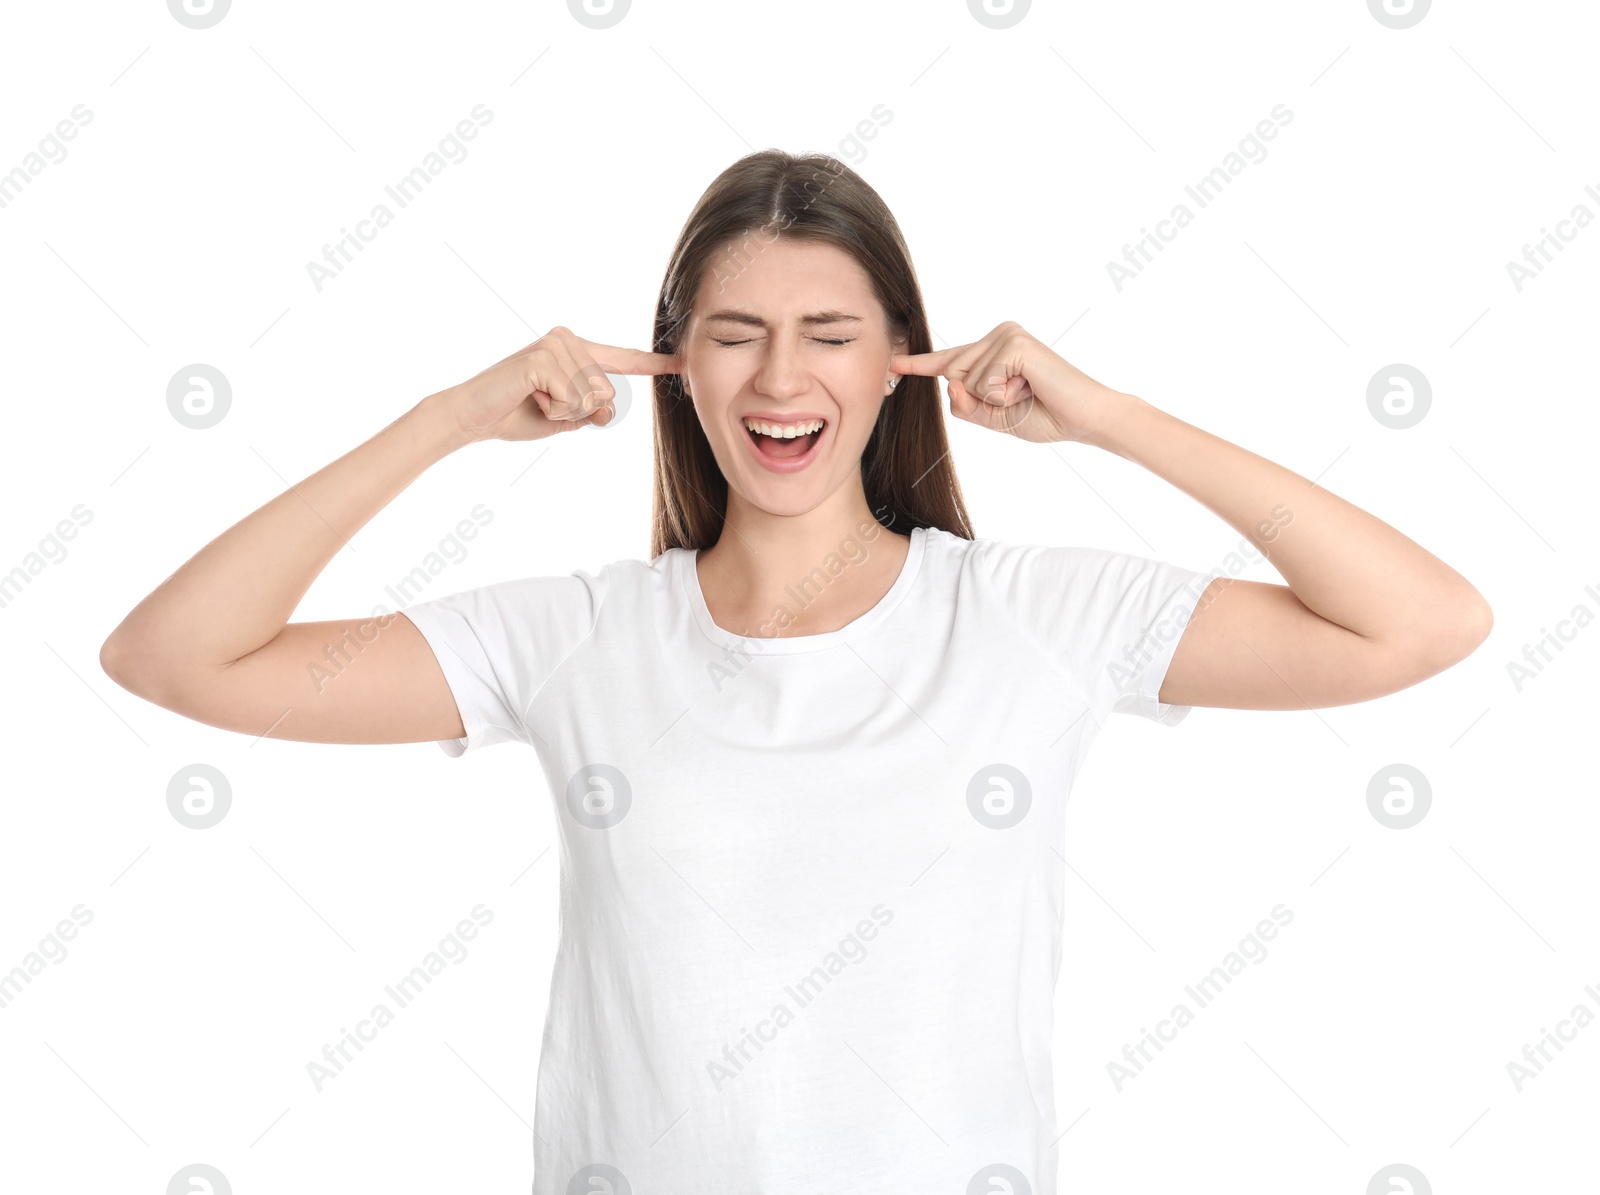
[944,530,1199,587]
[561,547,691,639]
[924,529,1216,632]
[401,548,673,641]
[918,526,1124,587]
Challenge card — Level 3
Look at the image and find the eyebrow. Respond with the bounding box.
[701,308,863,328]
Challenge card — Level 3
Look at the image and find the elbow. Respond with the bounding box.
[101,622,231,709]
[99,628,140,693]
[1469,590,1493,644]
[1451,587,1494,656]
[100,623,166,698]
[1414,587,1494,672]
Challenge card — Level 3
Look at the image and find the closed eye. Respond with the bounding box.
[712,337,856,347]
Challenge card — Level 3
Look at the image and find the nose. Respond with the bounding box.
[752,336,811,402]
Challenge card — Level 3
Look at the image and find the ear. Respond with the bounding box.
[886,334,908,395]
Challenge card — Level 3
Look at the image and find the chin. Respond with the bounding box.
[732,481,829,520]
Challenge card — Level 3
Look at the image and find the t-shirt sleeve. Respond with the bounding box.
[398,570,604,757]
[979,539,1220,727]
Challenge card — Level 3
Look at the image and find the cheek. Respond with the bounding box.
[687,355,739,402]
[830,360,885,406]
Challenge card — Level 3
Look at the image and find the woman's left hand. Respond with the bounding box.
[890,321,1122,444]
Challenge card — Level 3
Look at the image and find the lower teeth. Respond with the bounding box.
[753,428,819,457]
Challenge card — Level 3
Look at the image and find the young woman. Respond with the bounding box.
[101,150,1491,1193]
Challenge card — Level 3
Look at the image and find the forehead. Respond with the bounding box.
[691,236,878,320]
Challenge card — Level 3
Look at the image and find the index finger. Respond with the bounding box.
[579,340,682,376]
[891,344,969,377]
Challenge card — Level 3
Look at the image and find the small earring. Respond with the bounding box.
[886,376,899,391]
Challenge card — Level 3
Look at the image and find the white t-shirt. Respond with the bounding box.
[400,523,1217,1194]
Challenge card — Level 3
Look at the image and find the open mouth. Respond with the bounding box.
[743,417,825,463]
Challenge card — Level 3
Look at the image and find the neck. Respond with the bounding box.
[695,486,909,638]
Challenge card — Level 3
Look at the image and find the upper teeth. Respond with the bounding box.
[744,418,824,438]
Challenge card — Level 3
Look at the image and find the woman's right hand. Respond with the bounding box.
[441,326,682,443]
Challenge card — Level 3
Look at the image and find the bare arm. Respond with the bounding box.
[99,328,677,745]
[1081,393,1494,711]
[893,322,1493,713]
[100,392,479,744]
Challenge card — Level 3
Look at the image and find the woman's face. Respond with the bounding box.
[679,237,902,518]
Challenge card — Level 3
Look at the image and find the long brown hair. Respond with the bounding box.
[649,150,973,557]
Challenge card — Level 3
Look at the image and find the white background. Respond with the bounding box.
[2,0,1595,1191]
